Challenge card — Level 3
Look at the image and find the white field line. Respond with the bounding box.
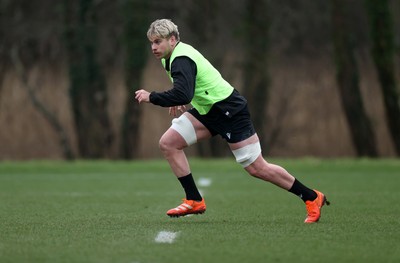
[154,231,179,244]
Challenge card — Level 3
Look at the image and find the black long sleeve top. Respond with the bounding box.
[149,56,196,107]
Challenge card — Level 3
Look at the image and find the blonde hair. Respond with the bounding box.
[147,19,180,41]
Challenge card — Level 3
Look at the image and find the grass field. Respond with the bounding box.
[0,158,399,263]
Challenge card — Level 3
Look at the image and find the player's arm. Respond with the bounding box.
[148,56,196,107]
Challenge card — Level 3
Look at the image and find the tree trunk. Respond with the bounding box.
[331,0,378,157]
[365,0,400,156]
[63,0,113,158]
[119,0,149,159]
[242,0,270,151]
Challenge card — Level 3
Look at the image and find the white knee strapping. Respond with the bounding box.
[232,142,262,167]
[170,114,197,146]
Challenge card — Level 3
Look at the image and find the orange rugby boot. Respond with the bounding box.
[167,199,206,217]
[304,190,330,223]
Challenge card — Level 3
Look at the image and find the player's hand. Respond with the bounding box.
[169,105,186,116]
[135,89,150,103]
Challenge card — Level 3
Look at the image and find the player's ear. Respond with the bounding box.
[169,35,177,45]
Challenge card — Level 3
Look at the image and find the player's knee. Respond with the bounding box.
[245,165,260,178]
[247,163,270,180]
[159,131,186,154]
[158,136,168,152]
[231,142,262,168]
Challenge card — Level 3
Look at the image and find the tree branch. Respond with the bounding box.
[11,46,74,160]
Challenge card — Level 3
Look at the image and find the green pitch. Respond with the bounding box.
[0,159,399,263]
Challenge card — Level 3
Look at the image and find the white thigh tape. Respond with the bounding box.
[171,114,197,146]
[232,142,261,167]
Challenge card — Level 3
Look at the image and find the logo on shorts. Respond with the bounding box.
[226,132,231,139]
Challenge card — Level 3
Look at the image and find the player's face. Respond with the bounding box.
[149,36,176,59]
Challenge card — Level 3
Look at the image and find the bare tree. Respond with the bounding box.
[11,47,74,160]
[242,0,270,151]
[365,0,400,156]
[331,0,378,157]
[119,0,149,159]
[62,0,114,158]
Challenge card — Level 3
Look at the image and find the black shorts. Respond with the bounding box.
[188,104,256,143]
